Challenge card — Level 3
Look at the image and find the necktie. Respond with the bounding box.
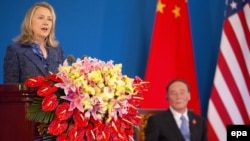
[180,115,190,141]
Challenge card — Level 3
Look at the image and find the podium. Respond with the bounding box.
[0,84,37,141]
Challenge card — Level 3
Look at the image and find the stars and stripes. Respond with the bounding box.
[207,0,250,140]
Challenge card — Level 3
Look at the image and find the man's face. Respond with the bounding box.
[167,81,190,113]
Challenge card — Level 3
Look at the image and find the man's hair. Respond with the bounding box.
[166,79,190,93]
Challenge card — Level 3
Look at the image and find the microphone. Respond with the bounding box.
[67,55,75,64]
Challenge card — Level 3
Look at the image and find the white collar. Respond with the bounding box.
[170,106,189,121]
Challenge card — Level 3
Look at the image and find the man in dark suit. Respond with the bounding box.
[145,79,207,141]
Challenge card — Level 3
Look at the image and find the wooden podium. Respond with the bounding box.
[0,84,37,141]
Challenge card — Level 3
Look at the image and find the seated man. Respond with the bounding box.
[145,79,207,141]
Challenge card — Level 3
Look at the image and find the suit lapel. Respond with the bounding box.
[188,111,198,141]
[46,47,57,70]
[166,110,185,140]
[24,48,48,75]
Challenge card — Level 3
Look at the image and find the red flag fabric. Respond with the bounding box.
[140,0,200,114]
[207,0,250,140]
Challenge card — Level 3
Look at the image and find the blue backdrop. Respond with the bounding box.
[0,0,225,117]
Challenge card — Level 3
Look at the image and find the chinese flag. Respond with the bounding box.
[141,0,201,114]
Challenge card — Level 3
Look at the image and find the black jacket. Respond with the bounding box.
[145,109,208,141]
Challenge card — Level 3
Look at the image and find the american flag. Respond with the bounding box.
[207,0,250,140]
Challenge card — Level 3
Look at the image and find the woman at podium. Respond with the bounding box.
[3,2,64,84]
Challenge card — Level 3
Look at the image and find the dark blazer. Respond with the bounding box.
[145,109,207,141]
[3,43,64,84]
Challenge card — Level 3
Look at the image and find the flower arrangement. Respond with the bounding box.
[25,57,149,141]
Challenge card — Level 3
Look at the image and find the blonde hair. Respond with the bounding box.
[15,2,58,47]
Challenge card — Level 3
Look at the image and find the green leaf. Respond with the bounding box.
[43,134,56,141]
[26,97,55,123]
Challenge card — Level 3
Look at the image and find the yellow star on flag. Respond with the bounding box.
[172,5,180,18]
[157,0,166,13]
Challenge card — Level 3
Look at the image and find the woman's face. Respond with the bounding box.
[167,81,190,113]
[31,7,53,41]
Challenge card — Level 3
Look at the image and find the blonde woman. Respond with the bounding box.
[4,2,64,84]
